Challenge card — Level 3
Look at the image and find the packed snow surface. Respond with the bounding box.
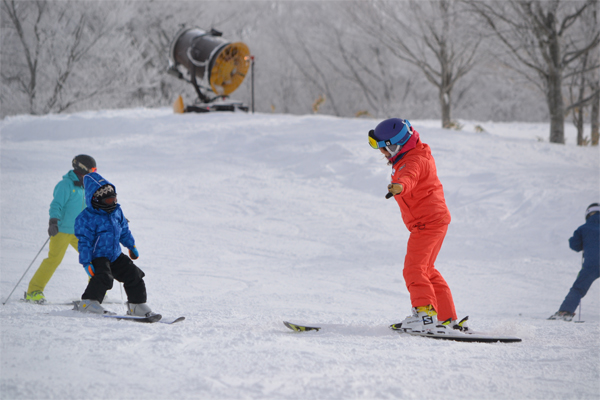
[1,108,599,399]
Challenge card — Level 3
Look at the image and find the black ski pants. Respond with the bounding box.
[82,253,147,304]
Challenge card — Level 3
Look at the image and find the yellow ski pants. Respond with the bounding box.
[27,233,78,293]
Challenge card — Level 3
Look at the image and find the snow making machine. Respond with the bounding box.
[167,27,253,113]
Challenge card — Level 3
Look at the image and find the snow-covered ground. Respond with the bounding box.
[1,108,598,399]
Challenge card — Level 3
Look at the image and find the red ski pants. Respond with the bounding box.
[403,224,457,321]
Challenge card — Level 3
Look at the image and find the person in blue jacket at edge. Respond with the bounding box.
[73,171,160,319]
[549,203,600,321]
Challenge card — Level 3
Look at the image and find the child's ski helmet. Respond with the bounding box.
[585,203,599,220]
[92,184,117,212]
[368,118,413,158]
[72,155,96,175]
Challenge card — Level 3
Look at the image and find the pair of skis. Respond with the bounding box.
[103,314,185,324]
[21,298,124,306]
[283,321,522,343]
[69,301,186,324]
[21,298,185,324]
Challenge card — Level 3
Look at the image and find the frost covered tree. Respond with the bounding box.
[1,0,583,127]
[349,0,481,128]
[466,0,600,144]
[0,0,124,115]
[581,1,599,146]
[0,0,254,116]
[564,0,600,146]
[591,70,600,145]
[266,2,442,118]
[265,2,393,117]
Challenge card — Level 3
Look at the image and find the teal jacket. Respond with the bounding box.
[49,170,85,234]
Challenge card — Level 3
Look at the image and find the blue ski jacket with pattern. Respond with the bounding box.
[74,172,135,265]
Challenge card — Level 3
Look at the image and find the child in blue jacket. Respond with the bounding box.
[549,203,600,321]
[73,172,159,319]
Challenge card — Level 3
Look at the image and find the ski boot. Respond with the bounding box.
[548,311,575,321]
[127,303,161,320]
[24,290,46,304]
[73,299,108,314]
[391,305,448,334]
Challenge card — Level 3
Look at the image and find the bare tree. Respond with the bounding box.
[270,2,371,116]
[279,24,344,116]
[0,0,573,123]
[1,0,46,114]
[323,26,405,117]
[1,0,119,115]
[350,0,481,128]
[591,72,600,146]
[465,0,599,144]
[587,1,600,146]
[564,0,600,145]
[567,52,589,145]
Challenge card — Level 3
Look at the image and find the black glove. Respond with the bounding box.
[48,218,59,237]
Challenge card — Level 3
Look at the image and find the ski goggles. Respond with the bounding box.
[368,124,412,149]
[92,195,117,206]
[101,196,117,206]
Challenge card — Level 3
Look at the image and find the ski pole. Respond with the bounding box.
[119,282,125,312]
[575,255,584,323]
[2,237,50,305]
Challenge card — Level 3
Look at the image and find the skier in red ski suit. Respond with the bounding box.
[369,118,462,333]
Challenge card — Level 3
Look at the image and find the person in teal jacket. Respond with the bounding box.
[25,155,96,303]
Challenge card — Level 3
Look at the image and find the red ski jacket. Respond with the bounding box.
[391,140,451,231]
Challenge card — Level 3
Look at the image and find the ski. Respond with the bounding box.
[67,300,183,324]
[160,316,185,324]
[283,321,521,343]
[284,321,321,332]
[389,324,522,343]
[21,299,124,306]
[103,314,163,323]
[103,314,185,324]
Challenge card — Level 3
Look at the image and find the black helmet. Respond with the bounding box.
[585,203,599,220]
[72,155,96,175]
